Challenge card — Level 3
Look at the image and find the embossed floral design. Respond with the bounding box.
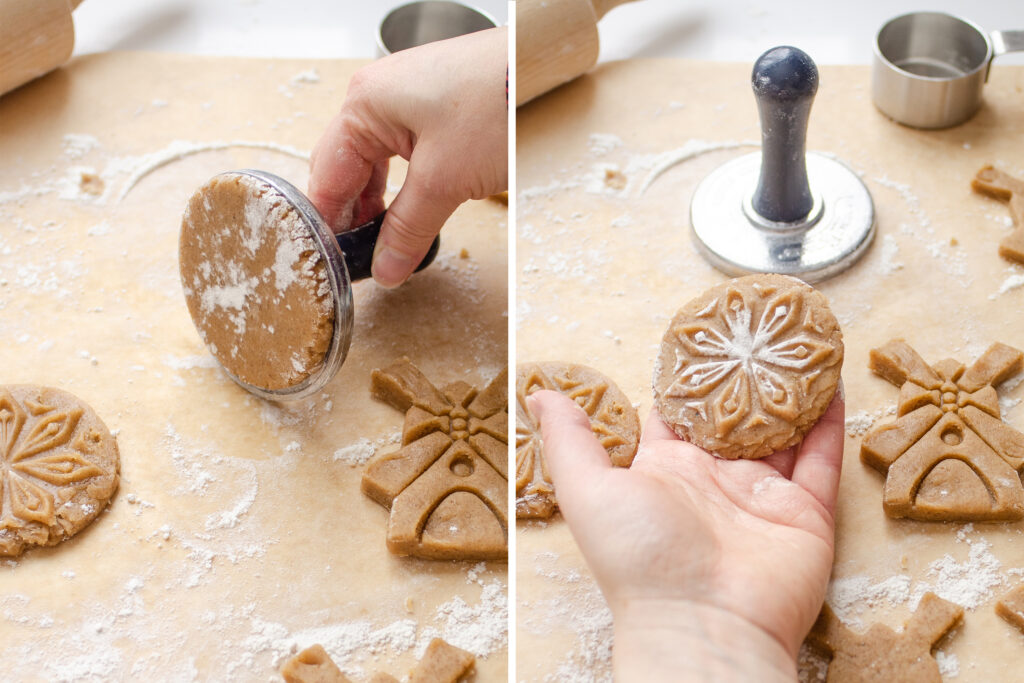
[664,285,834,436]
[0,390,106,530]
[515,363,639,519]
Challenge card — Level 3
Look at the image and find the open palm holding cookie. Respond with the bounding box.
[528,388,845,682]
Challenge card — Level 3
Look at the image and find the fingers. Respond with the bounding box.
[640,406,680,444]
[353,159,390,226]
[790,388,846,516]
[371,153,459,287]
[308,113,378,232]
[527,390,612,516]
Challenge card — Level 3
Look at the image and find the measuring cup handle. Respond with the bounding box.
[334,211,440,282]
[750,46,818,223]
[992,30,1024,58]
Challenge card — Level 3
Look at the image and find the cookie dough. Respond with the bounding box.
[179,172,334,392]
[281,644,350,683]
[971,165,1024,264]
[281,638,475,683]
[0,385,119,556]
[362,358,508,560]
[652,273,843,459]
[515,362,640,518]
[807,592,963,682]
[996,585,1024,633]
[861,340,1024,521]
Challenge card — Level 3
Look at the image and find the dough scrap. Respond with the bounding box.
[0,385,120,556]
[652,273,843,460]
[281,644,350,683]
[515,362,639,518]
[281,639,475,683]
[362,358,508,560]
[996,585,1024,633]
[971,165,1024,263]
[806,592,963,683]
[179,172,334,392]
[861,339,1024,521]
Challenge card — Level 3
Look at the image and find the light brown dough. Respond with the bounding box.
[0,385,119,556]
[179,172,334,391]
[995,585,1024,634]
[971,165,1024,264]
[806,592,963,682]
[281,644,351,683]
[515,362,640,518]
[409,638,476,683]
[652,273,843,459]
[861,340,1024,521]
[362,358,508,560]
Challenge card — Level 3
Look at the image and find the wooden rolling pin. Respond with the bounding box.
[0,0,84,97]
[516,0,639,106]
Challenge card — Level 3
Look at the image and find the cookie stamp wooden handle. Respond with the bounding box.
[0,0,84,98]
[751,47,818,223]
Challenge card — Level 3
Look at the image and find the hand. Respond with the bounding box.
[308,27,508,288]
[528,387,845,682]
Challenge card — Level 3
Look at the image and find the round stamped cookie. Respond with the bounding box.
[0,385,120,556]
[179,172,334,392]
[653,274,843,460]
[516,362,640,518]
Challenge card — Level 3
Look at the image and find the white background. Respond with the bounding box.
[72,1,1022,65]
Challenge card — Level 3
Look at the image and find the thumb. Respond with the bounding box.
[528,390,612,517]
[372,156,459,288]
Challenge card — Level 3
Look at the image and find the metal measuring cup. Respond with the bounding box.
[873,11,1024,129]
[376,1,497,56]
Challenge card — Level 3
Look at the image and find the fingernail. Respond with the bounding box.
[372,246,414,288]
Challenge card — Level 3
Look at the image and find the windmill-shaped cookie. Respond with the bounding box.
[972,165,1024,263]
[861,339,1024,521]
[361,358,508,560]
[806,592,963,683]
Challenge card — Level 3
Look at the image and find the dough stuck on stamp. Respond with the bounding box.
[0,385,120,556]
[861,339,1024,522]
[806,592,963,683]
[179,172,334,391]
[652,273,843,460]
[515,362,640,519]
[361,358,508,560]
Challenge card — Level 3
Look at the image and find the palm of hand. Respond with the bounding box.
[539,393,844,659]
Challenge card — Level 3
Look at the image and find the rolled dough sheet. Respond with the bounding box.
[0,52,507,680]
[516,59,1024,681]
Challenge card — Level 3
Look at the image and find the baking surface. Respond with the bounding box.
[516,59,1024,681]
[0,52,507,681]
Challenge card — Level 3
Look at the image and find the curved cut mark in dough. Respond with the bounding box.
[361,359,508,560]
[514,362,640,519]
[0,386,119,556]
[862,340,1024,521]
[654,274,843,460]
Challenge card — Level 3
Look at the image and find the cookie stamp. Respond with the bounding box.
[515,362,639,519]
[971,165,1024,264]
[361,358,508,560]
[653,273,843,459]
[861,340,1024,521]
[807,592,963,683]
[0,385,119,556]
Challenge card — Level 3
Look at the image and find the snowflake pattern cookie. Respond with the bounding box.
[0,385,119,556]
[653,274,843,459]
[361,358,508,560]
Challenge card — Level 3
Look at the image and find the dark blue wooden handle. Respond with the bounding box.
[334,211,440,282]
[751,46,818,223]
